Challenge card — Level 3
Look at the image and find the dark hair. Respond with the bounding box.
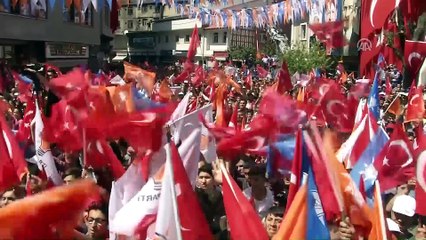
[266,206,284,218]
[87,202,109,221]
[198,163,213,177]
[248,164,266,177]
[3,185,26,199]
[63,167,82,179]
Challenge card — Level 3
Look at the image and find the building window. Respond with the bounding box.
[165,35,169,43]
[104,2,110,28]
[142,18,147,26]
[300,23,307,40]
[127,20,133,29]
[213,32,219,43]
[223,32,227,43]
[63,2,93,26]
[175,35,179,42]
[127,7,133,15]
[0,46,14,61]
[185,35,190,43]
[149,5,153,9]
[0,0,48,18]
[143,6,147,12]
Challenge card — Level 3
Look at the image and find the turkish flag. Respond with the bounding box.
[414,124,426,215]
[404,40,426,80]
[359,0,384,78]
[319,83,355,132]
[49,68,89,110]
[273,62,293,94]
[374,124,415,191]
[256,64,269,78]
[369,0,401,31]
[405,86,425,122]
[86,140,125,180]
[187,25,200,62]
[0,114,28,192]
[15,99,36,144]
[221,164,269,240]
[309,21,347,52]
[43,100,82,152]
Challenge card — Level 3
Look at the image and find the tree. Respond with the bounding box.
[228,46,257,61]
[261,38,278,57]
[279,42,334,74]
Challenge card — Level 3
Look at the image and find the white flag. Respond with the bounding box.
[32,100,63,185]
[200,105,217,163]
[108,162,145,239]
[170,92,191,122]
[170,105,210,186]
[336,115,368,168]
[109,167,164,236]
[154,147,179,240]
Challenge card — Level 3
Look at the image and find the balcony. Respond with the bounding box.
[153,13,161,19]
[134,25,152,31]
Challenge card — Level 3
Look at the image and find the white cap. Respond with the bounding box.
[392,195,416,217]
[386,218,401,233]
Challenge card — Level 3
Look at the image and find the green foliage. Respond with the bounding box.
[279,42,334,74]
[228,46,257,61]
[261,38,278,56]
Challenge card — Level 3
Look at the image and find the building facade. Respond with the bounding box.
[112,0,169,63]
[113,0,274,65]
[0,0,113,70]
[153,18,229,64]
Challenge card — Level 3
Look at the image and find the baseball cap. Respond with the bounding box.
[386,218,401,233]
[392,195,416,217]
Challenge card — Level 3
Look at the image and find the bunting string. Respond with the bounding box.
[174,0,342,30]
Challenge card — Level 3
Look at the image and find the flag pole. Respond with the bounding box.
[384,92,400,114]
[165,126,183,240]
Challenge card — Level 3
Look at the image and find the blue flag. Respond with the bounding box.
[350,126,388,203]
[132,86,163,111]
[368,72,380,120]
[307,165,330,239]
[266,134,296,178]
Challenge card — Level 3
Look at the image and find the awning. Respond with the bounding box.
[213,51,228,61]
[112,55,127,62]
[45,59,88,68]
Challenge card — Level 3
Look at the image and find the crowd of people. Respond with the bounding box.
[0,52,425,240]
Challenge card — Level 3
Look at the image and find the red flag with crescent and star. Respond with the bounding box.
[405,86,425,123]
[404,40,426,82]
[373,124,415,192]
[414,124,426,215]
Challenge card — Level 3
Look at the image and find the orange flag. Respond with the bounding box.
[386,95,402,116]
[368,182,388,240]
[0,180,100,239]
[215,84,227,127]
[273,184,307,240]
[123,62,156,96]
[296,87,305,102]
[158,80,173,103]
[324,130,372,232]
[106,84,135,113]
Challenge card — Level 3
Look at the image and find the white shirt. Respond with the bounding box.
[243,187,275,218]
